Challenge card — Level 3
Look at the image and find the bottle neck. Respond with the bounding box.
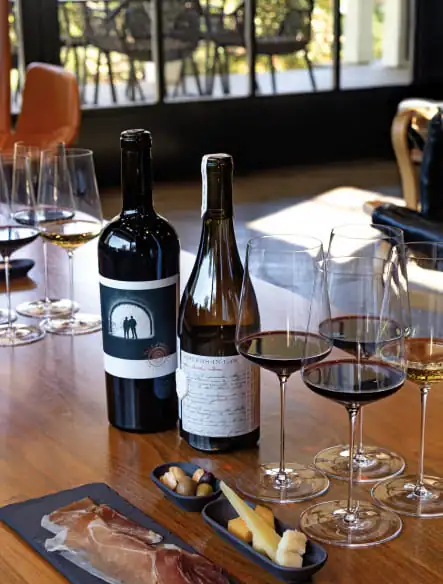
[198,215,240,265]
[202,166,233,219]
[121,148,154,214]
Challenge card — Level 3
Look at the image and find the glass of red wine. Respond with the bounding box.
[235,234,331,503]
[300,255,406,547]
[13,143,77,320]
[315,223,408,482]
[0,152,45,346]
[372,241,443,517]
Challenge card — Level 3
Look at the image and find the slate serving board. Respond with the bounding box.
[0,482,235,584]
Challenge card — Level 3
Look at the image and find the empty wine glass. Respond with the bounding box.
[300,255,406,547]
[235,234,331,503]
[315,223,408,482]
[37,148,103,335]
[0,152,45,346]
[14,143,78,319]
[372,241,443,517]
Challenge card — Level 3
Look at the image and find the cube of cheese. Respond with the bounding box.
[228,517,252,544]
[254,505,274,528]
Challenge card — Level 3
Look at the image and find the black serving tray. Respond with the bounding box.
[0,258,34,280]
[0,482,235,584]
[202,498,328,583]
[151,461,222,512]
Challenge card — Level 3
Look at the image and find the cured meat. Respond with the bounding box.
[43,498,230,584]
[45,497,163,545]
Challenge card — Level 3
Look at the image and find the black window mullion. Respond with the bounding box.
[332,0,341,91]
[152,0,166,103]
[245,0,256,97]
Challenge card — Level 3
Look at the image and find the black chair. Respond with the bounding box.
[84,0,203,104]
[204,0,316,95]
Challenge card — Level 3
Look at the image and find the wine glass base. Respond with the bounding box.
[235,462,329,504]
[0,309,17,325]
[314,444,405,483]
[0,323,45,346]
[44,314,102,336]
[16,298,79,319]
[299,499,402,547]
[372,474,443,517]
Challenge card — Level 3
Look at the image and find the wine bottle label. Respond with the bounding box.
[99,275,178,379]
[178,351,260,437]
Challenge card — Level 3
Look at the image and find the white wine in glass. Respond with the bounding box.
[37,148,103,335]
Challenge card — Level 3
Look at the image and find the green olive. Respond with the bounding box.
[176,476,197,496]
[196,483,214,497]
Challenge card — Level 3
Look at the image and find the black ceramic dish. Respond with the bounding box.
[202,498,328,583]
[151,461,222,512]
[0,258,34,280]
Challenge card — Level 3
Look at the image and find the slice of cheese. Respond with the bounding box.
[228,517,252,544]
[220,481,281,562]
[255,505,274,527]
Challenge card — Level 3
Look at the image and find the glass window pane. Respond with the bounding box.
[340,0,413,89]
[253,0,334,96]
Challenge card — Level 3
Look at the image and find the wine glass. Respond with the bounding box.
[300,255,406,547]
[0,152,45,346]
[315,223,408,482]
[14,143,78,319]
[372,241,443,517]
[235,234,331,503]
[36,148,103,335]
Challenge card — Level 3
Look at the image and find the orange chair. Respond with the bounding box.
[0,1,81,152]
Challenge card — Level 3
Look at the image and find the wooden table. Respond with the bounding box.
[0,238,442,584]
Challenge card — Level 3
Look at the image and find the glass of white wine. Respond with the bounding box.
[37,148,103,335]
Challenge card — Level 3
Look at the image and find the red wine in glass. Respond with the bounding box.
[238,330,331,377]
[303,359,405,405]
[0,226,45,347]
[0,226,39,257]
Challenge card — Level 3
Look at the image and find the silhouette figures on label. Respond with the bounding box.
[129,315,138,339]
[123,317,130,339]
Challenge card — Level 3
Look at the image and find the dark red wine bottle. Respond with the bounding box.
[98,129,180,432]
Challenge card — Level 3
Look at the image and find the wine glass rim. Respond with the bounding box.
[330,222,404,240]
[246,234,324,252]
[40,147,94,159]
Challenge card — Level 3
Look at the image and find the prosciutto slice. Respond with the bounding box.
[43,498,229,584]
[44,497,163,545]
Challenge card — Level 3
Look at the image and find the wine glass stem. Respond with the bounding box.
[67,250,75,324]
[356,408,364,457]
[278,375,287,478]
[4,254,12,331]
[415,384,430,494]
[345,405,359,522]
[42,240,50,303]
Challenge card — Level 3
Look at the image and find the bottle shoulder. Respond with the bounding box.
[99,211,180,253]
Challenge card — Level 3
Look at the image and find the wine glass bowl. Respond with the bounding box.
[315,223,408,482]
[12,143,77,319]
[36,148,103,335]
[300,255,406,547]
[235,234,331,503]
[372,241,443,517]
[0,152,45,346]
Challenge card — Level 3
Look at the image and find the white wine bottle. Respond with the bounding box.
[177,154,260,452]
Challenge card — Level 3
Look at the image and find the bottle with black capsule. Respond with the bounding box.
[98,129,180,433]
[177,153,260,452]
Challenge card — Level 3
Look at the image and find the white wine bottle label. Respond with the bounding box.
[179,351,260,437]
[99,275,178,380]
